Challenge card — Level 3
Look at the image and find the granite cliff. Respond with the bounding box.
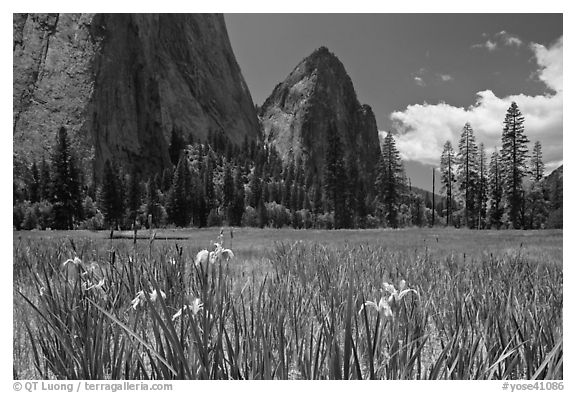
[13,13,260,177]
[259,47,381,184]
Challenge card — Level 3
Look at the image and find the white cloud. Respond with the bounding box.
[531,36,563,92]
[472,31,523,52]
[496,30,523,47]
[472,40,497,51]
[390,37,563,169]
[413,76,425,87]
[439,74,453,82]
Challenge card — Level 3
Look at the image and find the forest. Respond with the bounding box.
[13,102,562,232]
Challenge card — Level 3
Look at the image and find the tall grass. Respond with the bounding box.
[13,232,562,380]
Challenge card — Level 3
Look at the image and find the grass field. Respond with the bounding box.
[13,227,563,380]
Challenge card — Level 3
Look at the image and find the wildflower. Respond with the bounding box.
[172,297,203,321]
[39,286,45,297]
[382,279,419,305]
[360,297,394,320]
[169,257,177,266]
[62,257,82,267]
[209,242,234,264]
[195,249,210,267]
[131,290,146,309]
[82,278,105,291]
[149,289,166,302]
[130,288,166,310]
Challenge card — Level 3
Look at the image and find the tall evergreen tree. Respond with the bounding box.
[488,150,504,229]
[501,102,530,229]
[126,168,141,226]
[167,154,192,227]
[375,132,404,228]
[29,161,40,203]
[39,157,51,201]
[476,143,488,229]
[98,160,124,229]
[530,140,545,182]
[323,124,350,229]
[168,128,187,167]
[50,127,81,229]
[440,141,456,226]
[456,123,479,228]
[229,168,245,226]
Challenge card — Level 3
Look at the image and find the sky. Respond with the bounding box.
[225,14,563,191]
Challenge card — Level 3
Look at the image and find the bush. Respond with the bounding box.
[266,202,290,228]
[78,211,106,231]
[207,209,223,227]
[241,206,258,227]
[546,208,563,229]
[316,212,334,229]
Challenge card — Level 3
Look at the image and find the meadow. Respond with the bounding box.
[13,227,563,380]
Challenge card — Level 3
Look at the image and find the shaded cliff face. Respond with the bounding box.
[260,47,381,182]
[13,13,259,177]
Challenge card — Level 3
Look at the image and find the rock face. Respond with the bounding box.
[260,46,381,183]
[13,13,259,177]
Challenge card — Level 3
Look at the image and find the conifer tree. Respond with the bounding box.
[488,150,504,229]
[99,160,124,229]
[476,143,488,229]
[39,157,51,201]
[126,168,141,226]
[375,132,404,228]
[29,161,40,203]
[530,140,545,182]
[323,124,349,229]
[169,128,186,167]
[167,154,192,227]
[501,102,530,229]
[229,168,245,226]
[50,127,81,229]
[456,123,479,228]
[440,141,456,226]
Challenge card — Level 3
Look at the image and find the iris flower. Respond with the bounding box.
[172,298,203,321]
[360,297,394,320]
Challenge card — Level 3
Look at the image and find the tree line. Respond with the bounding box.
[13,102,560,231]
[438,102,560,229]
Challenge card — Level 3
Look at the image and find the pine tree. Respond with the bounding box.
[29,161,40,203]
[99,160,124,229]
[476,143,488,229]
[501,102,530,229]
[222,161,235,208]
[169,127,186,167]
[488,150,504,229]
[530,141,545,182]
[456,123,479,228]
[440,141,456,226]
[126,168,141,226]
[145,178,162,228]
[323,124,349,229]
[39,157,51,201]
[167,154,192,227]
[230,168,245,226]
[375,132,404,228]
[50,127,81,229]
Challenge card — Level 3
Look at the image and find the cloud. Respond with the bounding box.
[413,76,425,87]
[438,74,453,82]
[412,68,453,86]
[496,30,523,47]
[472,40,497,51]
[472,30,523,51]
[530,36,563,92]
[390,37,563,169]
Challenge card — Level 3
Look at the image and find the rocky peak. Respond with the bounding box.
[260,46,381,185]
